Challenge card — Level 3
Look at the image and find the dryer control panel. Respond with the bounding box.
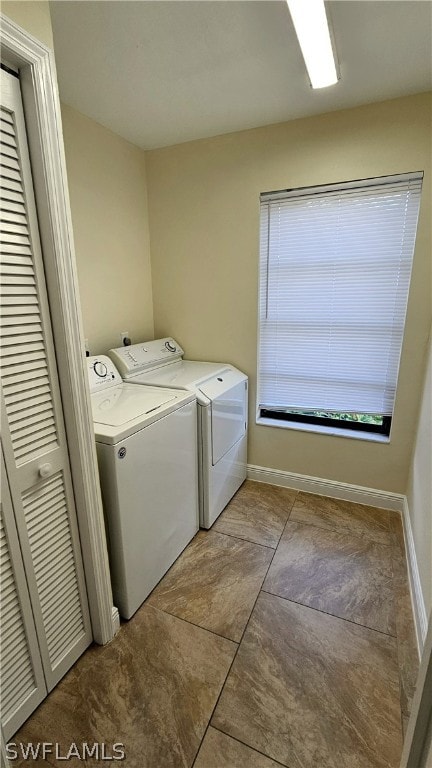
[87,355,123,393]
[109,338,184,378]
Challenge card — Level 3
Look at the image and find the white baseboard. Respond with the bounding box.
[402,498,428,653]
[247,464,405,512]
[112,606,121,636]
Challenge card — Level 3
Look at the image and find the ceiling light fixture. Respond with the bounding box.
[287,0,339,89]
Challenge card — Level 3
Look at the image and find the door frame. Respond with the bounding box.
[400,616,432,768]
[0,15,118,648]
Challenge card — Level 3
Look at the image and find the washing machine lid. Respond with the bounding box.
[91,383,177,427]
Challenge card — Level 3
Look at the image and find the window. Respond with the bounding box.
[257,172,423,437]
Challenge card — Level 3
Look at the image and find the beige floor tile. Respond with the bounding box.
[147,530,273,641]
[6,753,48,768]
[213,592,402,768]
[14,605,236,768]
[12,485,416,768]
[214,480,298,548]
[290,492,393,545]
[263,521,395,634]
[194,727,282,768]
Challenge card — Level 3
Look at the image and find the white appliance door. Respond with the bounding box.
[199,371,247,465]
[96,402,199,619]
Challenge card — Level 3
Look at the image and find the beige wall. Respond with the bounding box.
[61,104,154,354]
[2,4,430,498]
[407,332,432,619]
[2,2,154,354]
[1,1,53,49]
[146,93,431,493]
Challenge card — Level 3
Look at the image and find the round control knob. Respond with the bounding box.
[165,341,176,352]
[93,361,108,378]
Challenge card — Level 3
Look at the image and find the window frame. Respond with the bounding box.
[256,172,423,439]
[259,408,392,436]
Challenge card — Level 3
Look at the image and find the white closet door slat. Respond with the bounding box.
[1,271,37,284]
[14,433,58,463]
[1,305,40,317]
[0,190,27,207]
[0,260,34,275]
[8,400,53,425]
[0,103,61,467]
[0,251,32,267]
[22,472,87,667]
[0,232,32,248]
[27,501,68,539]
[6,383,50,406]
[1,110,14,125]
[1,120,16,137]
[0,127,17,146]
[1,144,19,162]
[0,448,47,740]
[1,341,45,359]
[1,323,43,338]
[1,166,21,184]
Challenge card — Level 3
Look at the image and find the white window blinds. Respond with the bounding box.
[258,173,423,416]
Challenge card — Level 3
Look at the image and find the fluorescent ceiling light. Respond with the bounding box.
[287,0,339,89]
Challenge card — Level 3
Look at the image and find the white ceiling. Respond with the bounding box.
[50,1,432,150]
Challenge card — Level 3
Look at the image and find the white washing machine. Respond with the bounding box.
[109,339,248,529]
[87,355,199,619]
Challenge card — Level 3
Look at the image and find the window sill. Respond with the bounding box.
[256,416,390,444]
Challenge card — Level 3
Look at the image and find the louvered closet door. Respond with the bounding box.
[0,68,92,694]
[0,445,47,740]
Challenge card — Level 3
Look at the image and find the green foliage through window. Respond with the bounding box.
[283,410,384,426]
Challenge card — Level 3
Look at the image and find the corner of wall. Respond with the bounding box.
[405,328,432,636]
[1,1,54,50]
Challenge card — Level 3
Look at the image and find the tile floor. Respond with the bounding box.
[13,481,419,768]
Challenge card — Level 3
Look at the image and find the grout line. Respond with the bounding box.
[145,526,280,643]
[190,645,238,768]
[146,603,240,645]
[210,725,289,767]
[24,490,405,768]
[210,527,277,550]
[287,516,394,547]
[190,531,280,768]
[213,492,299,552]
[259,589,398,639]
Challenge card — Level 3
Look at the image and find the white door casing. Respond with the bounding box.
[1,68,92,692]
[0,13,116,653]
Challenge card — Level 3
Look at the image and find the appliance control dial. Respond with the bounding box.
[93,361,108,378]
[165,341,177,352]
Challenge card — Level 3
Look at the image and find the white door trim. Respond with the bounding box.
[0,14,116,647]
[400,617,432,768]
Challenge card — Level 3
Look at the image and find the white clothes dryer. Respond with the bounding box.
[109,339,248,529]
[87,355,199,619]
